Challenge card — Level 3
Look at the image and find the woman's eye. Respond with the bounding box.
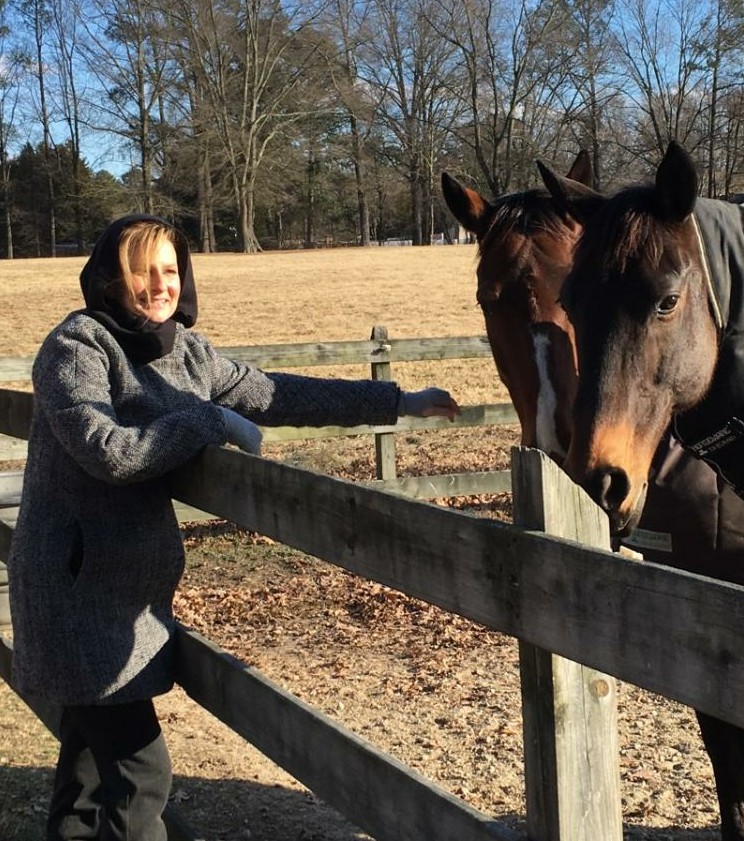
[655,294,679,316]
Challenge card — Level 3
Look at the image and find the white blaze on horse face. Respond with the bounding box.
[531,330,566,460]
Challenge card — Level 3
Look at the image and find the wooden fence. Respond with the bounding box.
[0,327,518,500]
[2,339,744,840]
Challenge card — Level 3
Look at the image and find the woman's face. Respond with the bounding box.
[122,239,181,323]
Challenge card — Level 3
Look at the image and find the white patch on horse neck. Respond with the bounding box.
[532,331,566,459]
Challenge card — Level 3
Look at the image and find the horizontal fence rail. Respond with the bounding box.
[0,334,495,383]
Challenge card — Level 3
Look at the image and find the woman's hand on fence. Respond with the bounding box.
[218,407,263,454]
[397,388,461,421]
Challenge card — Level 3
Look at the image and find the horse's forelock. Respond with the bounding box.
[479,189,573,257]
[586,185,671,276]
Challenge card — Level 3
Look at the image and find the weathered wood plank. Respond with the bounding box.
[0,356,35,382]
[171,501,220,522]
[260,402,519,441]
[0,390,33,440]
[512,448,621,841]
[0,470,510,526]
[362,469,511,498]
[0,471,23,506]
[0,434,28,460]
[175,626,520,841]
[0,336,494,383]
[0,461,513,504]
[170,447,744,729]
[192,335,494,369]
[4,472,513,528]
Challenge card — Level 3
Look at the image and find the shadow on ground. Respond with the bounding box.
[0,764,722,841]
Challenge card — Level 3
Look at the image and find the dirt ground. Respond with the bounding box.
[0,246,727,840]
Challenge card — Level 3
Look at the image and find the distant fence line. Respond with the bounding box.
[0,327,519,501]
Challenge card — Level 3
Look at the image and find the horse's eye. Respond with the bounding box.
[655,294,679,317]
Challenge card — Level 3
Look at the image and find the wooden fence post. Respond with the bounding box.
[370,325,396,481]
[511,447,622,841]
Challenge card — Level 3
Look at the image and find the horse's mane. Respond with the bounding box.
[479,188,574,256]
[583,183,681,275]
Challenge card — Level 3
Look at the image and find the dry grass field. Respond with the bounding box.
[0,246,722,841]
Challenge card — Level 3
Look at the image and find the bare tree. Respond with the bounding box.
[318,0,379,246]
[691,0,744,196]
[714,84,744,197]
[428,0,571,195]
[163,23,219,251]
[169,0,329,252]
[18,0,58,255]
[0,1,25,257]
[81,0,175,212]
[614,0,709,161]
[555,0,621,190]
[360,0,462,244]
[49,0,88,250]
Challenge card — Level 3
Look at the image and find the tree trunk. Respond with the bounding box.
[197,149,217,253]
[305,149,317,247]
[3,189,13,259]
[410,170,423,246]
[238,183,262,253]
[32,0,56,256]
[350,115,370,246]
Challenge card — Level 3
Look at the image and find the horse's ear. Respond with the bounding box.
[654,141,698,221]
[537,159,603,223]
[441,172,494,238]
[566,149,593,188]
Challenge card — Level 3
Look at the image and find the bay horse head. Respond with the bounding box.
[441,153,598,462]
[539,142,721,534]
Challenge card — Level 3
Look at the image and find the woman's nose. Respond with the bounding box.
[149,268,166,291]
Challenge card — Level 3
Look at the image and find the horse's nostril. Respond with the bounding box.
[589,467,631,512]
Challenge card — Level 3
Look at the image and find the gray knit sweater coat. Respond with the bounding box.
[9,219,400,705]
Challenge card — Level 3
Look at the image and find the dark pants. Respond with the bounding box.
[47,699,172,841]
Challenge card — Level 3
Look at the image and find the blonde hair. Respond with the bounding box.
[116,221,177,311]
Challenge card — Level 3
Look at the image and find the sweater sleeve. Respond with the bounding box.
[190,335,401,427]
[32,324,227,485]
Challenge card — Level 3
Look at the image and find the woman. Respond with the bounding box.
[8,214,459,841]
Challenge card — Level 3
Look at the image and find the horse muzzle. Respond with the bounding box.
[563,416,659,535]
[583,467,648,535]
